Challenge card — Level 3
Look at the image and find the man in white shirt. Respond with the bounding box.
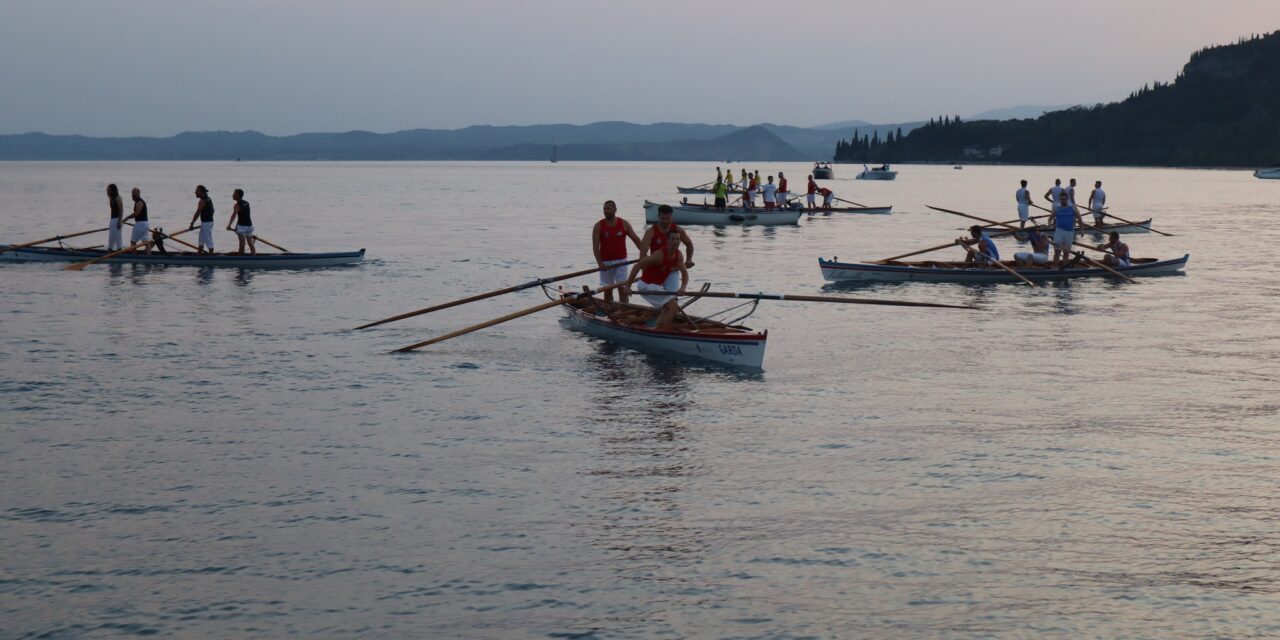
[1015,179,1031,228]
[1088,181,1107,225]
[1043,178,1063,206]
[762,175,777,210]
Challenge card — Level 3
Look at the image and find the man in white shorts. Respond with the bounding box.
[225,188,257,255]
[1050,191,1083,268]
[591,199,641,303]
[1015,179,1031,228]
[806,175,818,210]
[121,187,153,253]
[1088,180,1107,226]
[188,185,216,254]
[762,175,777,210]
[627,225,689,330]
[1014,227,1051,268]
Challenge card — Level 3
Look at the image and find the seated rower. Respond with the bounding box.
[626,233,689,330]
[1013,227,1050,268]
[959,225,999,264]
[1098,231,1131,268]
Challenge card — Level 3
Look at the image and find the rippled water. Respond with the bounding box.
[3,161,1279,638]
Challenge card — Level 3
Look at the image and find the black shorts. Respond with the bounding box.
[715,197,726,207]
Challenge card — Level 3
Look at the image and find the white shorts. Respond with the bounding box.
[747,189,756,201]
[1015,251,1049,265]
[235,225,255,237]
[1052,227,1074,252]
[130,220,150,244]
[107,219,123,250]
[635,274,679,307]
[806,193,816,205]
[1017,204,1030,222]
[1115,257,1131,268]
[198,221,215,250]
[823,195,834,206]
[598,258,629,286]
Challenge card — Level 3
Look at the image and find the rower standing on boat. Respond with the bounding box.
[188,185,216,254]
[121,187,152,254]
[225,188,256,255]
[639,204,694,269]
[818,186,835,210]
[746,171,758,209]
[713,178,728,211]
[762,175,777,210]
[959,225,1000,263]
[592,199,642,303]
[106,184,124,251]
[627,225,689,331]
[1044,178,1063,205]
[777,172,789,208]
[1098,232,1130,268]
[1088,181,1107,225]
[1014,227,1050,268]
[1067,178,1079,213]
[740,169,750,200]
[1050,191,1084,268]
[806,175,818,210]
[1015,179,1032,228]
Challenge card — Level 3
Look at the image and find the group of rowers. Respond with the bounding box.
[104,184,257,254]
[958,178,1129,269]
[707,166,837,211]
[591,200,695,330]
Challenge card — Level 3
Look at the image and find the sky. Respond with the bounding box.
[1,0,1277,136]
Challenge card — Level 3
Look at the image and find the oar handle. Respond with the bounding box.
[392,282,627,352]
[356,259,639,330]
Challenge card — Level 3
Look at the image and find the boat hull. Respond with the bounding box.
[807,205,893,215]
[819,254,1190,283]
[1254,168,1280,179]
[560,301,767,368]
[856,171,897,180]
[644,201,801,226]
[0,245,366,268]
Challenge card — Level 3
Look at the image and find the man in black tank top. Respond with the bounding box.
[122,187,153,253]
[189,185,216,253]
[226,188,257,255]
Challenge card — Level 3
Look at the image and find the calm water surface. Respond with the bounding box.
[2,162,1279,638]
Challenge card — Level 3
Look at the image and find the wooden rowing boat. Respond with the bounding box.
[0,244,366,268]
[644,200,802,226]
[556,291,767,368]
[818,254,1190,283]
[1003,219,1154,237]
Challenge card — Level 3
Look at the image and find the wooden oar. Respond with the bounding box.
[876,226,1025,263]
[355,259,639,330]
[1072,203,1172,236]
[834,196,869,208]
[252,235,290,253]
[677,291,976,310]
[926,205,1140,284]
[125,222,200,252]
[1,227,109,254]
[63,226,197,271]
[393,282,627,352]
[958,244,1040,288]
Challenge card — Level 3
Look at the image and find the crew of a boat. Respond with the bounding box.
[105,183,258,256]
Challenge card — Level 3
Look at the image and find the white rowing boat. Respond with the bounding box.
[0,245,366,268]
[644,200,802,226]
[555,291,767,368]
[819,254,1190,283]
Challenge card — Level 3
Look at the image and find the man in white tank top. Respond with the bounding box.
[1044,179,1063,206]
[1015,179,1031,228]
[1088,181,1106,225]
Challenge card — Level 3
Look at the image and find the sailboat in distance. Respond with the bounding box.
[550,145,559,163]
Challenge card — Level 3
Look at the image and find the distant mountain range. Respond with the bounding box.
[835,31,1280,167]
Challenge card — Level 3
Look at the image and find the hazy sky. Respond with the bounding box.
[1,0,1276,136]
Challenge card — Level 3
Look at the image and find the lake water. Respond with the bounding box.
[2,161,1279,638]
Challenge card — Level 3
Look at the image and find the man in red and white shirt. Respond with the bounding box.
[806,175,818,210]
[592,199,642,303]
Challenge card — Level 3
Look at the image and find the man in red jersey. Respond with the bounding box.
[806,174,818,210]
[639,204,694,270]
[627,224,689,330]
[776,172,789,209]
[591,200,642,303]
